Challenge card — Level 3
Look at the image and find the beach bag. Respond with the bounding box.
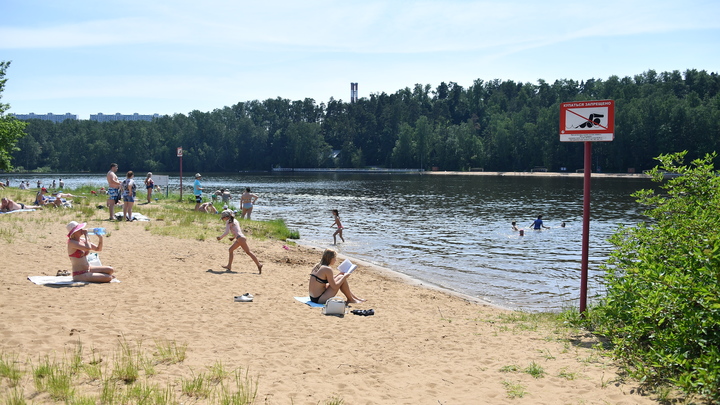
[323,297,346,315]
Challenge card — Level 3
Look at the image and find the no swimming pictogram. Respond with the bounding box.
[559,100,615,142]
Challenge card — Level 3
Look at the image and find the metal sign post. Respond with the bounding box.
[177,147,183,201]
[559,100,615,314]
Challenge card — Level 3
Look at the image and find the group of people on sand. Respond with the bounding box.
[63,167,365,306]
[106,163,157,221]
[194,174,260,220]
[65,212,364,304]
[0,189,80,212]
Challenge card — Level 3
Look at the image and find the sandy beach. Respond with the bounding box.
[0,209,661,404]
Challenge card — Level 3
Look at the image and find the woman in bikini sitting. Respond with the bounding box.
[66,221,115,282]
[308,249,365,304]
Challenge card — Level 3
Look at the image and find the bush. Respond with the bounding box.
[592,151,720,401]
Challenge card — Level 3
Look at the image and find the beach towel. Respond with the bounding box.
[113,212,151,221]
[294,296,324,308]
[27,253,118,285]
[28,276,120,285]
[0,209,36,214]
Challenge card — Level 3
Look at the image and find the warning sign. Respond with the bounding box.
[560,100,614,142]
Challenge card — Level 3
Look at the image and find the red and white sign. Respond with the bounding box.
[560,100,615,142]
[177,147,183,157]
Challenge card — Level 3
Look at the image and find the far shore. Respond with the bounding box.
[4,169,651,179]
[426,170,651,178]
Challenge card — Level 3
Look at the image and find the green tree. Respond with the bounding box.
[0,61,27,170]
[593,151,720,401]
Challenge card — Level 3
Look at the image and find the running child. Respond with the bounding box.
[217,210,263,273]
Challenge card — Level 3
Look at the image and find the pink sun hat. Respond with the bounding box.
[66,221,87,237]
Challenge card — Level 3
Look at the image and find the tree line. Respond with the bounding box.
[11,68,720,174]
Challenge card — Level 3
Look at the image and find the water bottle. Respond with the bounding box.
[91,227,106,236]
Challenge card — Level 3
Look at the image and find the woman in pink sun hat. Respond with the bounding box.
[66,221,115,282]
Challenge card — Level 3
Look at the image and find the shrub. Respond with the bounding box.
[593,151,720,401]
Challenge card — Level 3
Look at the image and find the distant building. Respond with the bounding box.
[90,113,161,122]
[10,112,77,123]
[350,82,358,103]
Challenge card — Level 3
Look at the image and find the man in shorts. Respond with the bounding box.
[193,173,203,211]
[107,163,121,220]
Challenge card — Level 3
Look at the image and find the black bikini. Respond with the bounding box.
[309,273,329,303]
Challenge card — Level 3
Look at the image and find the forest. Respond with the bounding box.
[11,68,720,174]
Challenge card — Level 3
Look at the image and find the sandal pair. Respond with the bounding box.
[351,309,374,316]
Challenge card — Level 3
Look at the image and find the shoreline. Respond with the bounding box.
[296,240,509,311]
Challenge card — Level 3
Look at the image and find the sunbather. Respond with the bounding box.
[308,249,365,304]
[66,221,115,282]
[0,197,43,212]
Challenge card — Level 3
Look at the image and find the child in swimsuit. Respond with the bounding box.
[331,209,345,244]
[217,210,263,273]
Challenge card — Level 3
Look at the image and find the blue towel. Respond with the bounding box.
[294,296,324,308]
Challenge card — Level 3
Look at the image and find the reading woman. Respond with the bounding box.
[308,249,365,304]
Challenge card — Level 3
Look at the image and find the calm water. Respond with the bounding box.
[8,172,652,311]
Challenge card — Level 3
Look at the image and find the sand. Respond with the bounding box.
[0,211,661,404]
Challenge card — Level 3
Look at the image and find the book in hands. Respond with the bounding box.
[338,259,357,274]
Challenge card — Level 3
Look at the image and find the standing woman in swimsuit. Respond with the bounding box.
[121,171,137,221]
[308,249,365,304]
[217,210,263,273]
[66,221,114,282]
[240,188,259,220]
[144,172,154,204]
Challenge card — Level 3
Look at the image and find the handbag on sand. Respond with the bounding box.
[323,297,346,315]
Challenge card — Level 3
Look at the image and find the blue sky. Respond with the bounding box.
[2,0,719,119]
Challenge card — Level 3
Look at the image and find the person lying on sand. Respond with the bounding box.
[66,221,115,282]
[0,197,44,212]
[308,249,365,304]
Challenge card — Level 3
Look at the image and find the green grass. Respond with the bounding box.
[0,187,300,244]
[524,361,545,379]
[2,340,263,405]
[154,339,187,364]
[502,380,528,398]
[0,352,23,387]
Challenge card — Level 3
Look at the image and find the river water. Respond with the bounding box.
[8,172,652,311]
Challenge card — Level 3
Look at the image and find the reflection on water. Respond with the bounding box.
[9,172,652,311]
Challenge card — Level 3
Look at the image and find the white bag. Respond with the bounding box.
[323,297,346,315]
